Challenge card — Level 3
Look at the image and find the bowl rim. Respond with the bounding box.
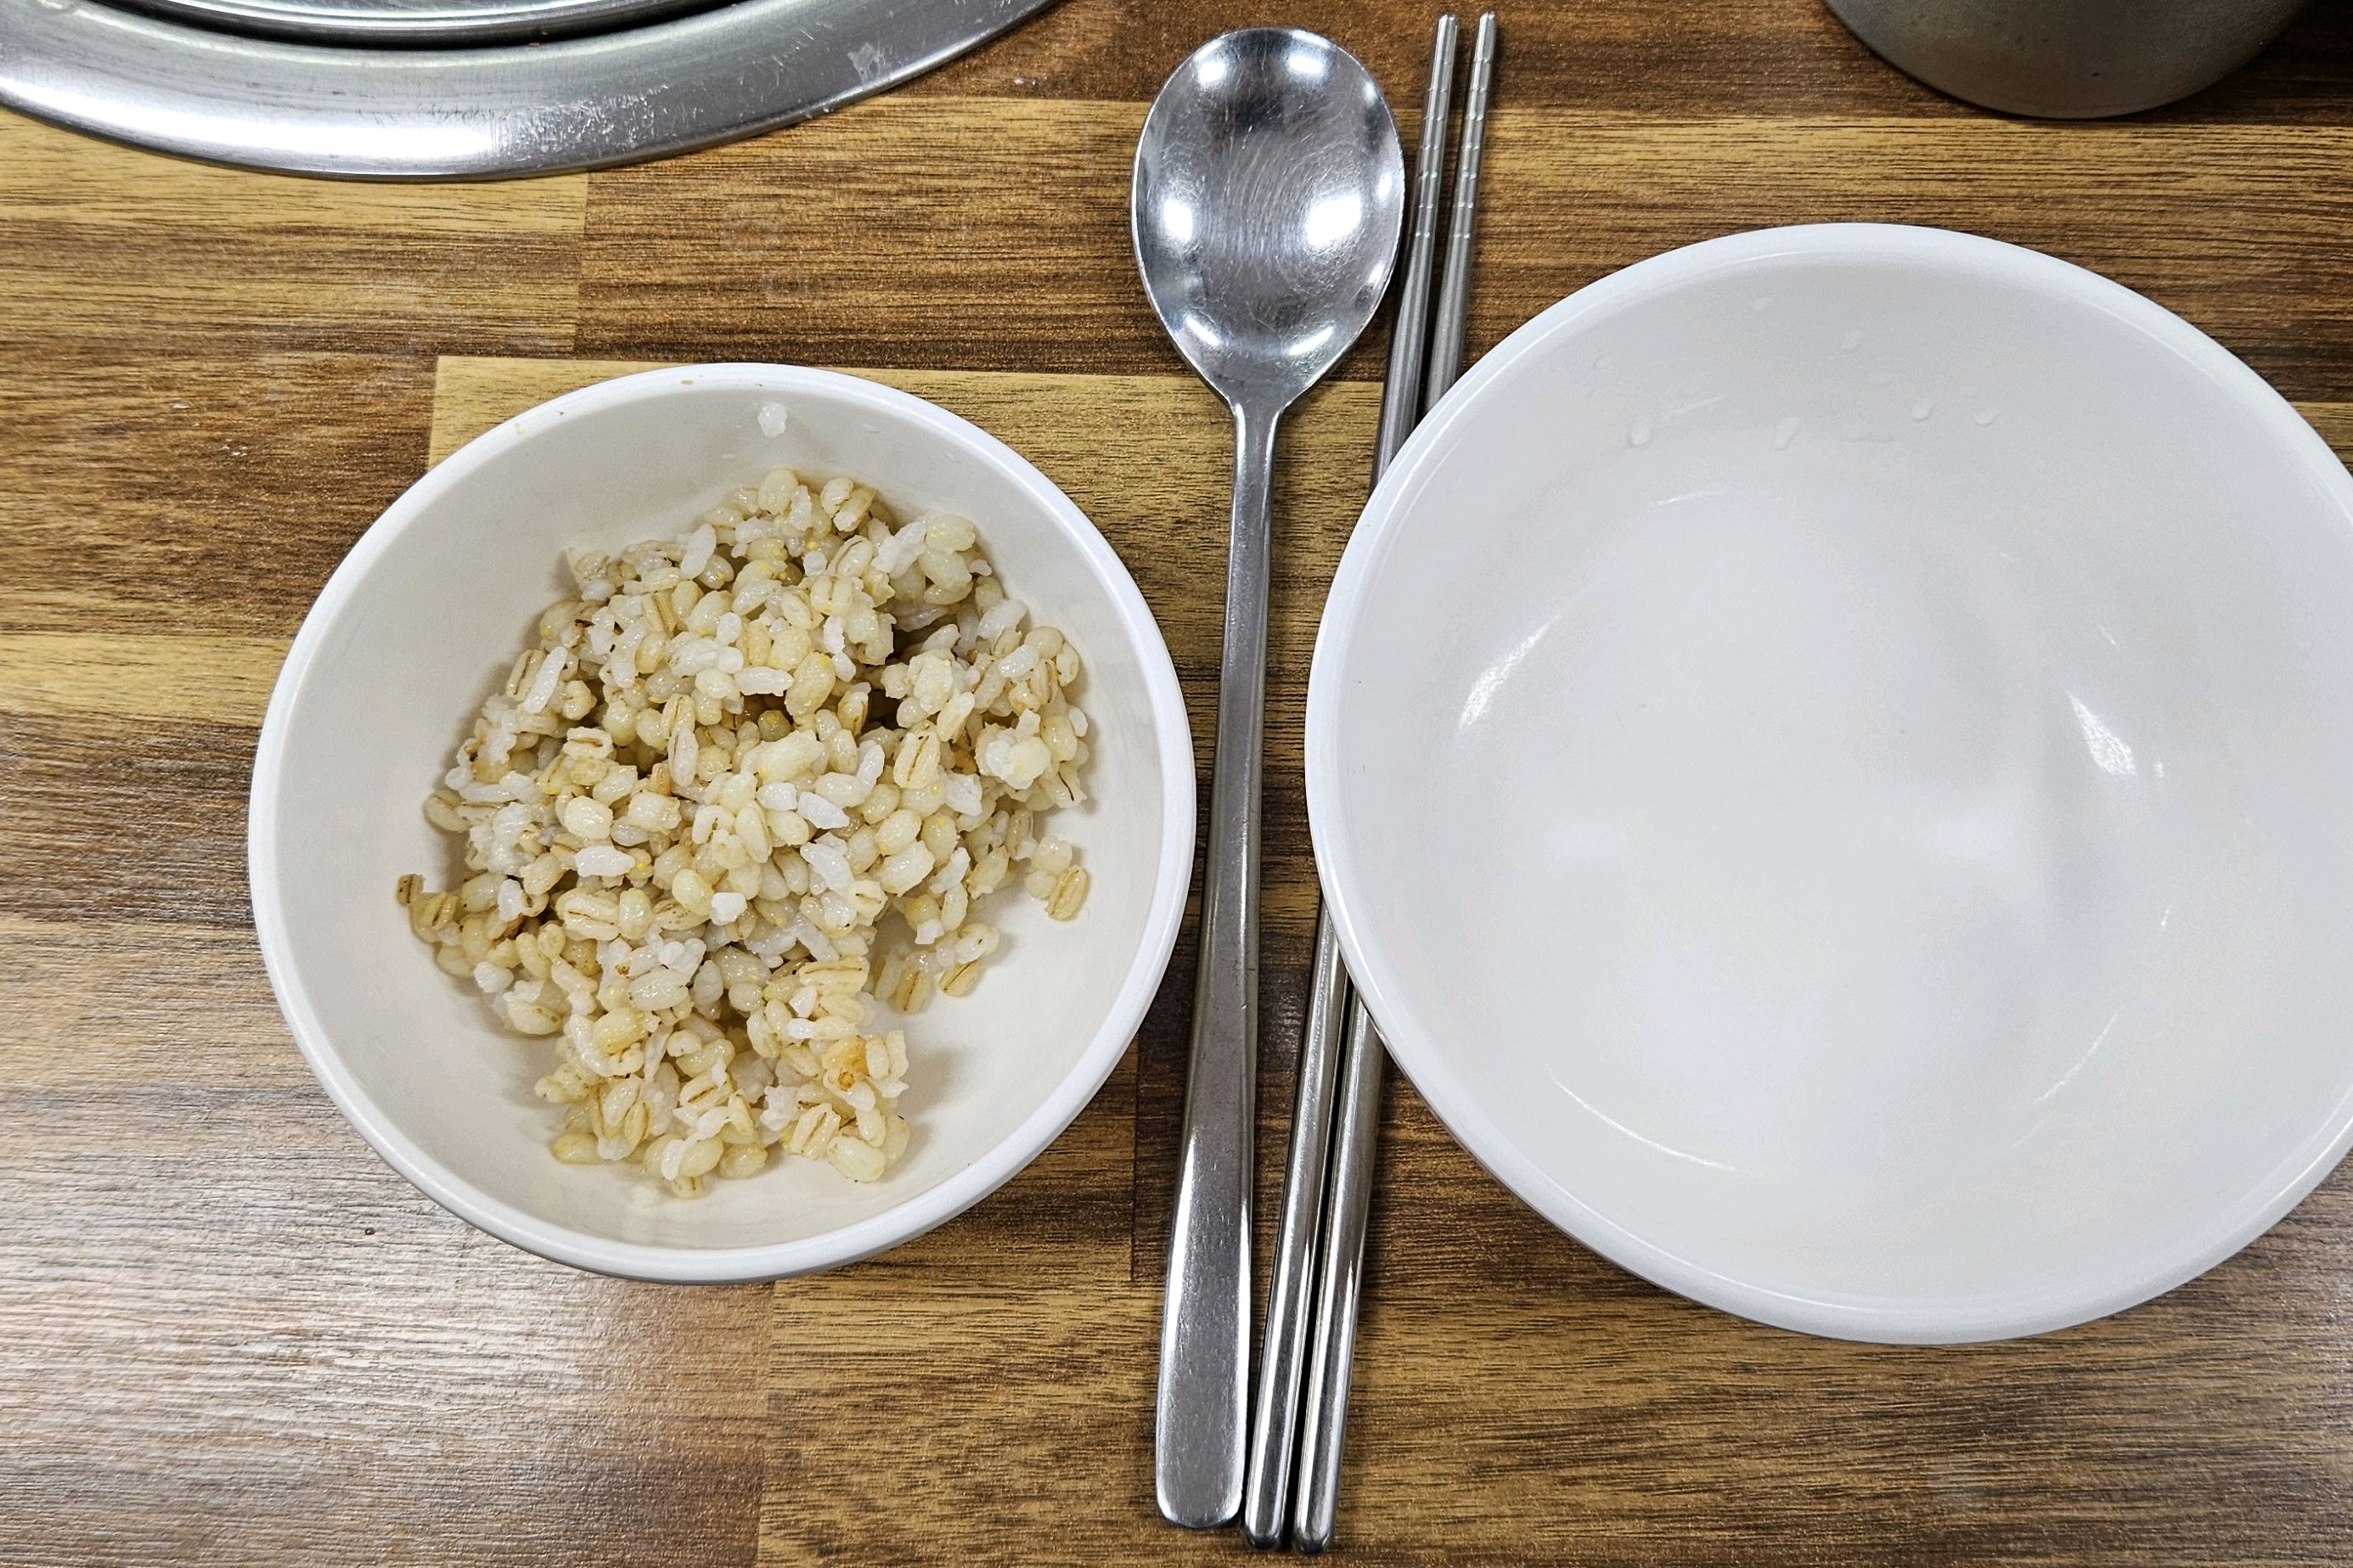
[249,362,1196,1283]
[1304,222,2353,1343]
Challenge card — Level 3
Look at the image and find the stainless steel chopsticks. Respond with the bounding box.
[1290,12,1498,1554]
[1421,14,1495,409]
[1240,14,1460,1550]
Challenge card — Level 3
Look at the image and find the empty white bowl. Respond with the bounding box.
[1308,224,2353,1342]
[251,365,1193,1281]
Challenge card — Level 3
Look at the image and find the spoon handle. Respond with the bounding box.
[1156,396,1281,1530]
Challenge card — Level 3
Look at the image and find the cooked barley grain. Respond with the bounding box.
[401,467,1093,1194]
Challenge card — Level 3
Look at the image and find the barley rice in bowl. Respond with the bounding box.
[250,365,1194,1282]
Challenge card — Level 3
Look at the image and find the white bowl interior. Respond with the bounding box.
[1314,228,2353,1339]
[256,368,1185,1269]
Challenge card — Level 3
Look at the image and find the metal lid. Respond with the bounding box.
[110,0,714,46]
[0,0,1055,177]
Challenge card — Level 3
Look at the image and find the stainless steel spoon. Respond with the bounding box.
[1133,26,1404,1532]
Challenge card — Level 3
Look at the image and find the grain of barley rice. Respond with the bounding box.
[399,466,1094,1194]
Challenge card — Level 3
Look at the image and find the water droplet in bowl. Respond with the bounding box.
[1868,368,1894,387]
[1911,398,1935,421]
[1840,329,1866,352]
[1628,418,1652,448]
[1973,408,2000,427]
[1772,416,1801,451]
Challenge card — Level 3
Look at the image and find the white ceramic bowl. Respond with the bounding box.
[1308,224,2353,1343]
[251,365,1193,1281]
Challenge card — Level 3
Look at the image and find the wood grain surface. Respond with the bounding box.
[8,1,2353,1562]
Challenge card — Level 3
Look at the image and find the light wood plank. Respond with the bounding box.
[0,633,285,724]
[0,114,585,356]
[0,354,438,637]
[579,101,2353,394]
[0,915,307,1087]
[910,0,2353,126]
[0,1078,773,1568]
[909,0,1938,119]
[0,112,584,235]
[1470,112,2353,401]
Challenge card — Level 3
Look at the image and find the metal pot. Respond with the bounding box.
[1825,0,2312,118]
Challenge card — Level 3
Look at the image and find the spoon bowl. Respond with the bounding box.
[1134,28,1405,411]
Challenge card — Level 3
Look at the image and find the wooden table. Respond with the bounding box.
[8,3,2353,1562]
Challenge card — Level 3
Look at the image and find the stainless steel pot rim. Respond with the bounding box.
[109,0,713,48]
[0,0,1057,178]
